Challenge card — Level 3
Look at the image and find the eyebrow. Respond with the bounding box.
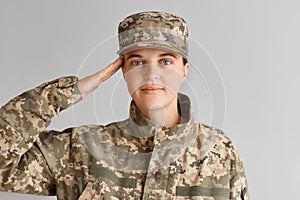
[126,52,178,60]
[126,54,143,60]
[158,53,178,59]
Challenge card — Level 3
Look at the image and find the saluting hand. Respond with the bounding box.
[76,57,124,98]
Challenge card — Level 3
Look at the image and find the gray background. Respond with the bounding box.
[1,0,299,199]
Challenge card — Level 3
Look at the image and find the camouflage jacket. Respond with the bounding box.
[0,76,249,200]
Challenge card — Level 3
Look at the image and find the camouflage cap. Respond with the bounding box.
[117,11,189,59]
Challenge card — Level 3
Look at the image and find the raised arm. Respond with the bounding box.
[76,57,124,98]
[0,57,123,195]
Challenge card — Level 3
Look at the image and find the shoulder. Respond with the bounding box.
[35,125,106,171]
[196,122,241,159]
[38,127,75,144]
[37,121,124,148]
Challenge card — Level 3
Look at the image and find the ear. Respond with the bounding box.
[182,62,190,79]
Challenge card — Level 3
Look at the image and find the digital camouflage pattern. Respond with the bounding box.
[117,11,189,59]
[0,76,249,199]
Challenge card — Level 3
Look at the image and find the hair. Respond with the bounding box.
[183,57,188,65]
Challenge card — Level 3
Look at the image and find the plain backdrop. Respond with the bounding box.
[1,0,299,199]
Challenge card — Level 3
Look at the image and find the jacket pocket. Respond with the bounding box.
[78,165,137,199]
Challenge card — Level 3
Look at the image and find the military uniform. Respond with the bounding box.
[0,11,249,199]
[0,76,249,199]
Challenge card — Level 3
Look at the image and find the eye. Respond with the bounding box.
[132,60,143,66]
[161,59,172,65]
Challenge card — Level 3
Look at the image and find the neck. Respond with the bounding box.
[142,97,181,127]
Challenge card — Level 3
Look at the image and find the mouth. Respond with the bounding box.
[141,85,164,94]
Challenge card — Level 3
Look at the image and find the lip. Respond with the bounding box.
[141,85,164,94]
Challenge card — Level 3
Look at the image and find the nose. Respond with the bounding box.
[143,65,160,80]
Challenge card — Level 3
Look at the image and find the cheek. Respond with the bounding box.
[161,67,184,93]
[123,67,143,95]
[121,65,130,74]
[174,65,185,75]
[121,60,132,73]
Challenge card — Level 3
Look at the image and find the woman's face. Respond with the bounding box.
[122,48,189,116]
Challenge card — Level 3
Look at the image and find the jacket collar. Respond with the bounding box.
[127,93,195,138]
[125,93,198,171]
[77,93,199,173]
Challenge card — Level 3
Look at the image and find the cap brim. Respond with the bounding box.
[117,42,188,59]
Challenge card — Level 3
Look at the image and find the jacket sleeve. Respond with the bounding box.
[229,144,250,200]
[0,76,82,195]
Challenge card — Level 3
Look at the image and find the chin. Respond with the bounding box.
[132,90,177,110]
[135,96,164,109]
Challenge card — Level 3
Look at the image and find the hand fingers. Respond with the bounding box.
[99,57,124,83]
[109,56,124,70]
[105,56,124,75]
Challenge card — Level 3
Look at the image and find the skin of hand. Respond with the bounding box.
[76,56,124,98]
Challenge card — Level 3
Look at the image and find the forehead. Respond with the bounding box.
[124,48,181,59]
